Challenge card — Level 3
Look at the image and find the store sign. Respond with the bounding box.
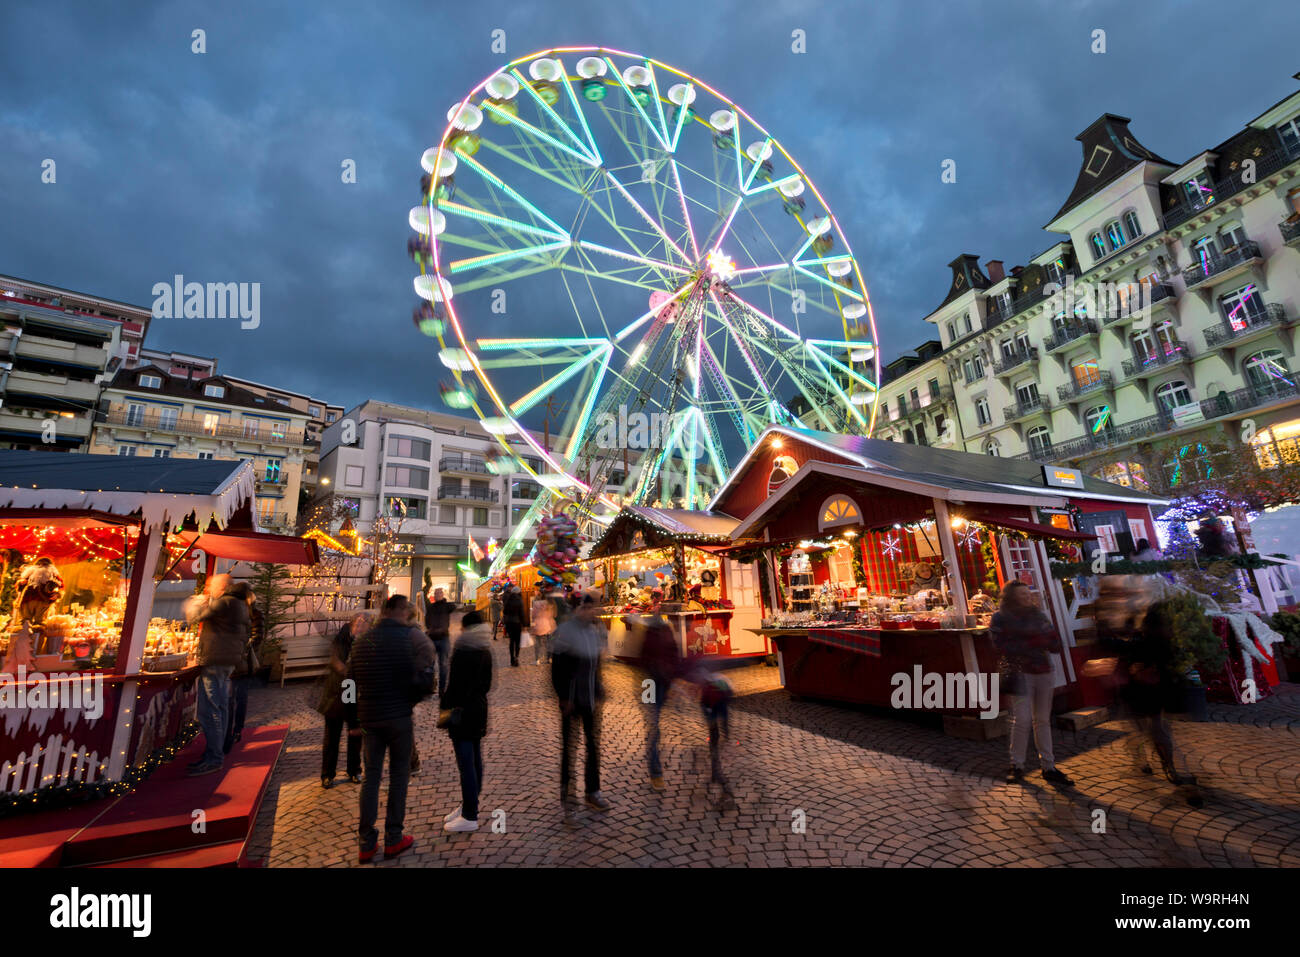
[1042,466,1084,490]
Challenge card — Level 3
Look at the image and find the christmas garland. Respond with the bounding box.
[1048,553,1273,579]
[0,720,199,818]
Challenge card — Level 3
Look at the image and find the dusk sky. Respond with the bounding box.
[3,0,1299,415]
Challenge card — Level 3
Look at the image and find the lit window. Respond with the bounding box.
[1105,220,1126,250]
[1090,232,1107,260]
[1123,211,1141,241]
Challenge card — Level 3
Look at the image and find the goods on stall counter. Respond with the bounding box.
[966,591,997,614]
[532,514,582,590]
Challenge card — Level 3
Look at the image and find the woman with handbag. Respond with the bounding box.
[224,582,260,754]
[440,609,493,833]
[319,613,370,788]
[991,582,1073,787]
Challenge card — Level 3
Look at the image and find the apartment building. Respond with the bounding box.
[0,274,150,368]
[89,365,312,532]
[870,73,1300,496]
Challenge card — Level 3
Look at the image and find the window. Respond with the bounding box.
[1243,349,1293,393]
[1045,259,1065,284]
[309,405,321,417]
[1105,219,1126,251]
[203,384,225,398]
[472,507,489,526]
[1085,404,1113,435]
[880,400,890,421]
[934,413,947,442]
[972,354,985,378]
[139,374,161,389]
[202,413,220,435]
[344,465,364,486]
[975,397,991,426]
[257,499,276,523]
[984,438,1000,457]
[512,505,531,524]
[927,378,940,401]
[909,388,920,409]
[1182,173,1215,209]
[1027,426,1052,457]
[1218,223,1247,251]
[1089,232,1107,260]
[1131,321,1179,363]
[269,421,287,441]
[1000,337,1016,360]
[153,448,171,458]
[125,403,145,427]
[1072,360,1102,389]
[117,445,137,456]
[388,496,427,520]
[1123,211,1141,242]
[326,412,336,423]
[946,321,956,343]
[901,428,914,444]
[265,459,282,482]
[1220,283,1264,329]
[1015,381,1040,408]
[1191,235,1217,264]
[1095,461,1148,489]
[1014,331,1031,353]
[158,407,178,430]
[1155,380,1194,413]
[896,394,907,415]
[197,451,214,460]
[385,465,430,489]
[438,505,457,524]
[914,422,928,446]
[1279,116,1300,153]
[243,420,260,439]
[962,313,973,335]
[962,359,974,383]
[388,435,432,460]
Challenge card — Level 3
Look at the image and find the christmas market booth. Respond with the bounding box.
[0,451,317,806]
[585,506,768,660]
[710,426,1169,714]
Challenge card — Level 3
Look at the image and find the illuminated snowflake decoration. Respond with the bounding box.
[881,533,902,559]
[959,527,983,550]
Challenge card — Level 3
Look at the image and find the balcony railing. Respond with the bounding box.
[984,277,1072,331]
[1013,411,1178,462]
[992,346,1039,377]
[438,456,491,475]
[1281,217,1300,246]
[436,485,499,503]
[1200,379,1300,419]
[256,473,288,487]
[1203,303,1290,348]
[1181,240,1263,290]
[102,407,305,444]
[1164,139,1300,230]
[1002,395,1051,422]
[1043,320,1098,353]
[1056,371,1114,403]
[258,512,293,530]
[1121,343,1192,378]
[1100,282,1176,325]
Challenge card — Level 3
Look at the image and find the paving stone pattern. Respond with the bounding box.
[245,620,1300,867]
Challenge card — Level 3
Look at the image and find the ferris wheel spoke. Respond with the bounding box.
[668,159,700,261]
[575,240,691,276]
[604,57,672,151]
[600,168,690,266]
[482,99,600,169]
[506,66,603,167]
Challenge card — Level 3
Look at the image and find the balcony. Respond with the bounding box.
[1121,343,1193,380]
[1100,282,1176,330]
[1181,240,1263,292]
[3,368,101,407]
[256,473,289,492]
[0,408,91,445]
[1012,411,1177,463]
[512,483,543,500]
[984,277,1071,331]
[1002,394,1052,424]
[1043,320,1099,355]
[257,512,294,531]
[1281,216,1300,249]
[438,455,492,476]
[10,333,109,372]
[1164,139,1300,231]
[1056,371,1114,405]
[992,346,1039,378]
[1200,379,1300,420]
[436,485,499,504]
[102,406,306,445]
[1203,303,1292,349]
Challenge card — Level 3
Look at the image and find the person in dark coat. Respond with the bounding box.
[550,592,608,819]
[224,582,259,754]
[188,574,250,776]
[424,586,454,695]
[637,613,681,790]
[441,610,493,832]
[347,593,434,863]
[502,585,525,666]
[320,613,368,787]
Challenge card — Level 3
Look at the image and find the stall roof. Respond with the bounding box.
[175,529,321,566]
[0,451,254,530]
[588,506,741,559]
[710,425,1169,512]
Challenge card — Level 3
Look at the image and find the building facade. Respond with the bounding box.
[872,76,1300,497]
[89,365,312,532]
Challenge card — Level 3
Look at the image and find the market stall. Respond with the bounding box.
[584,506,766,660]
[706,426,1166,712]
[0,451,316,802]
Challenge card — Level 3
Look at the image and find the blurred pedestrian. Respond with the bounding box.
[638,612,681,790]
[551,592,609,820]
[440,610,493,832]
[503,584,524,666]
[320,613,368,788]
[489,591,503,641]
[224,581,259,754]
[348,593,434,862]
[187,574,250,776]
[697,669,733,794]
[531,591,556,665]
[1133,538,1163,562]
[425,586,453,695]
[991,582,1073,787]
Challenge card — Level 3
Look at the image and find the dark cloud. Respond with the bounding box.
[2,0,1298,409]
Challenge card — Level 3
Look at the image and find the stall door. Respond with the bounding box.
[726,559,766,654]
[999,534,1070,686]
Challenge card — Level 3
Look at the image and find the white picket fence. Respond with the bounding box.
[0,733,102,794]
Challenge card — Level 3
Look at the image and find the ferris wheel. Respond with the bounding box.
[409,47,881,573]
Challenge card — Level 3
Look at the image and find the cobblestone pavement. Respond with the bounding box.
[246,628,1300,867]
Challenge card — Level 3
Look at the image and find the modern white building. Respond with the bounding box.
[870,74,1300,501]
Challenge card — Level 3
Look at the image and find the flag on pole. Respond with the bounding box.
[468,534,485,562]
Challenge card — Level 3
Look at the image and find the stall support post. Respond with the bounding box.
[107,524,164,782]
[933,499,977,676]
